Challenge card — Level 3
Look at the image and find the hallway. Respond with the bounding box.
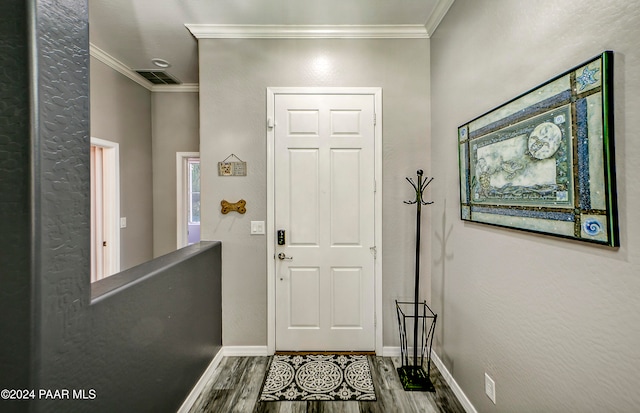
[188,356,465,413]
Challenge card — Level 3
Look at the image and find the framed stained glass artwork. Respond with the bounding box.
[458,51,619,247]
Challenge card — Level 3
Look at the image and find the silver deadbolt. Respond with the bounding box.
[277,252,293,261]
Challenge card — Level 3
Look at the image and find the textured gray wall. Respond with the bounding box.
[87,242,222,413]
[0,1,222,412]
[90,57,154,271]
[30,2,92,409]
[198,38,431,347]
[0,0,32,407]
[430,1,640,412]
[152,91,200,258]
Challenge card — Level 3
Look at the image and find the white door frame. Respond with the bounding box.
[266,87,383,355]
[91,137,121,278]
[176,152,200,249]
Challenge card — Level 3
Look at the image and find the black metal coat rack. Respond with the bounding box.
[396,170,437,392]
[404,170,433,365]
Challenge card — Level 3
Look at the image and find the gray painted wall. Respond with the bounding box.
[198,38,431,347]
[0,0,32,404]
[0,1,222,412]
[87,242,222,413]
[430,1,640,412]
[90,57,154,271]
[152,91,200,258]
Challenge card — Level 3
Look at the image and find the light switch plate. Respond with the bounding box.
[120,217,127,228]
[251,221,265,235]
[485,373,496,404]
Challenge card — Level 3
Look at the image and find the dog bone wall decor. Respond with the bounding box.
[221,199,246,214]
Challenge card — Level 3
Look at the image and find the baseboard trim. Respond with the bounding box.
[382,346,477,413]
[176,349,224,413]
[223,345,270,356]
[382,346,401,357]
[430,351,478,413]
[382,346,424,357]
[178,346,269,412]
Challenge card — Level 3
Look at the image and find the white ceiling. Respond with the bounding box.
[89,0,453,85]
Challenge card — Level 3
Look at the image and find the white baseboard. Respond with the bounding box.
[222,345,270,356]
[382,346,401,357]
[382,346,477,413]
[177,346,269,412]
[430,351,478,413]
[382,346,423,357]
[176,349,224,413]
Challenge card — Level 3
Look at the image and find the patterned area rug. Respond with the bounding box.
[259,354,376,401]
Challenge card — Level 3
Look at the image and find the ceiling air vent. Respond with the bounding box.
[134,70,181,85]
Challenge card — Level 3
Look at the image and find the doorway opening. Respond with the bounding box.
[177,152,201,248]
[90,137,120,282]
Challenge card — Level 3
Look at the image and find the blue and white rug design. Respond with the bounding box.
[259,354,376,401]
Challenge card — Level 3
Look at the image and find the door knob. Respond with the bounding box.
[277,252,293,261]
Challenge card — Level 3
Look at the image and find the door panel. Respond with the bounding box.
[275,93,375,351]
[289,110,320,135]
[289,149,320,246]
[331,149,361,245]
[330,110,361,135]
[331,268,363,328]
[289,267,321,328]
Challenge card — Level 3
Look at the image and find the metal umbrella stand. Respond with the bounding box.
[396,170,437,392]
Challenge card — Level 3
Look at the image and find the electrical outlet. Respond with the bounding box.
[485,373,496,404]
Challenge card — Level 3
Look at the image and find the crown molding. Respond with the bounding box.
[89,43,199,93]
[152,84,199,93]
[425,0,455,36]
[185,24,429,39]
[90,43,153,91]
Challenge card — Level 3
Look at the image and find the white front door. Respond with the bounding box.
[274,92,377,351]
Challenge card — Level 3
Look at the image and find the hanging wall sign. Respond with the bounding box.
[218,154,247,176]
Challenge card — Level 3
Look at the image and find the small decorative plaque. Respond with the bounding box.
[218,154,247,176]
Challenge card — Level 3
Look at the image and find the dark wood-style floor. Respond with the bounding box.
[188,356,466,413]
